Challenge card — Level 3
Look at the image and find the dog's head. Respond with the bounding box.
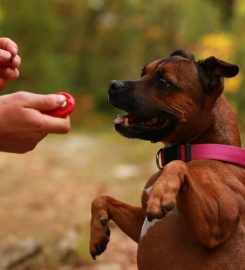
[108,50,239,144]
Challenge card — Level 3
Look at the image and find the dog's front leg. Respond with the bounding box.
[90,194,145,259]
[146,160,242,249]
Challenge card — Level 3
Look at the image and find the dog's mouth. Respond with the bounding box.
[113,112,177,142]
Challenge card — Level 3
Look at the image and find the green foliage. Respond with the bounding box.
[0,0,71,91]
[0,0,244,130]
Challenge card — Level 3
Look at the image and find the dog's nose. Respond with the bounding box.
[109,80,125,92]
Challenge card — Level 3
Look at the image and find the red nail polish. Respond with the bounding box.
[42,92,75,118]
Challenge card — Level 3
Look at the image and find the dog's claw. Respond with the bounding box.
[106,228,110,236]
[95,244,102,255]
[162,204,175,215]
[91,252,96,260]
[90,236,109,259]
[146,202,175,221]
[147,215,154,222]
[100,218,109,226]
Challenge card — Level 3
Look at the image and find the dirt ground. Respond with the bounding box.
[0,131,161,270]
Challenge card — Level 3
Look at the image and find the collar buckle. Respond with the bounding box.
[156,143,192,169]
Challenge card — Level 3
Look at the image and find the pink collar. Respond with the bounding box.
[156,143,245,169]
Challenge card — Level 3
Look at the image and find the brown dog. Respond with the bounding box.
[90,50,245,270]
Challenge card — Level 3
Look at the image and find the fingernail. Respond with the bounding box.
[55,94,66,105]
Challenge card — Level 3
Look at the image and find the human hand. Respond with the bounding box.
[0,91,71,153]
[0,37,21,90]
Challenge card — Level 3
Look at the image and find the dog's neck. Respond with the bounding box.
[192,95,241,147]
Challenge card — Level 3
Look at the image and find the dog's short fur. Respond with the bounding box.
[90,50,245,270]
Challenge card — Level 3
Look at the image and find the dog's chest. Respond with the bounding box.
[139,185,245,270]
[140,218,159,238]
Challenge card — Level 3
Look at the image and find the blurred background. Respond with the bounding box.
[0,0,244,269]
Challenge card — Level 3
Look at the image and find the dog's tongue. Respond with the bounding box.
[114,115,125,124]
[114,114,139,125]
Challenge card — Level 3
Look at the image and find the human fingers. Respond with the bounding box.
[9,54,21,68]
[0,52,21,69]
[0,49,12,64]
[23,93,67,111]
[41,115,71,134]
[1,67,19,80]
[0,37,18,56]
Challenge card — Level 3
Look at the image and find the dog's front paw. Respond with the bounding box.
[146,161,188,221]
[90,196,111,260]
[146,181,177,221]
[146,161,185,221]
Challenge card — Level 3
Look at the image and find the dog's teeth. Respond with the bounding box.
[125,117,129,126]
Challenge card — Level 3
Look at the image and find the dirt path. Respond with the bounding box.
[0,131,160,269]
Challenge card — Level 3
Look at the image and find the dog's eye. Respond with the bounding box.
[156,76,171,89]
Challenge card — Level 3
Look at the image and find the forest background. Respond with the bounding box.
[0,0,244,131]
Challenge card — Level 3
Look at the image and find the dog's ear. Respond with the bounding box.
[170,50,195,61]
[198,56,239,96]
[198,56,239,78]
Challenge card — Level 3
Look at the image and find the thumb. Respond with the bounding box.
[25,93,66,111]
